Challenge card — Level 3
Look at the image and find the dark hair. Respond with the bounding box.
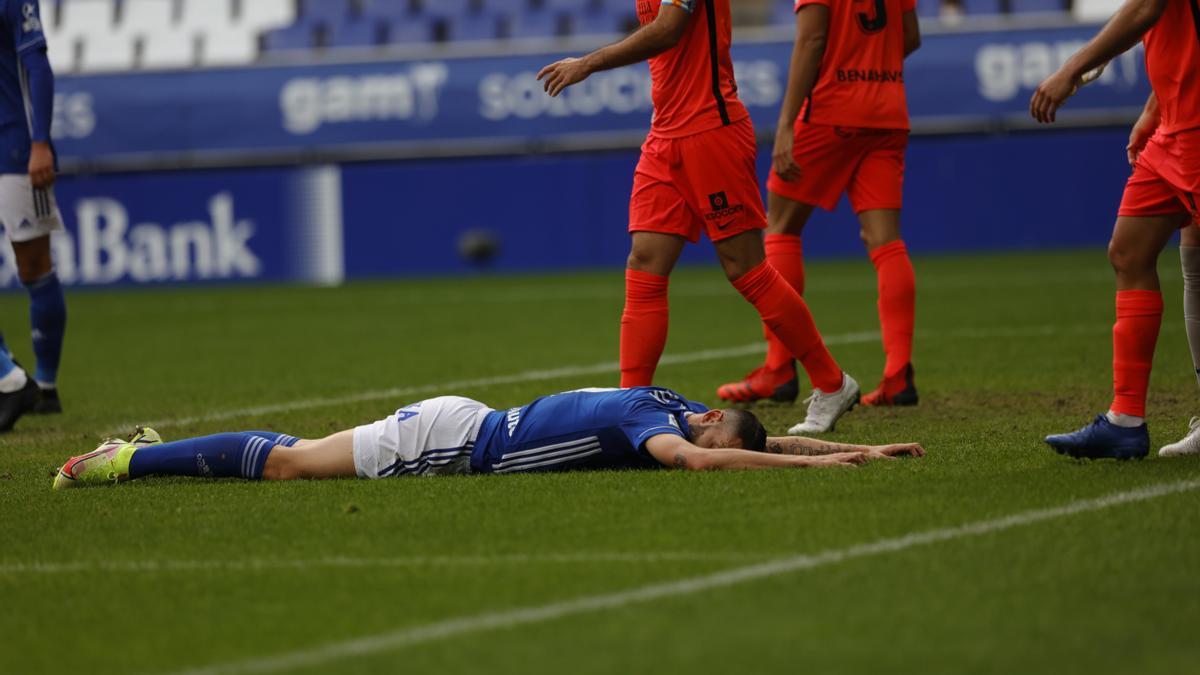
[726,408,767,452]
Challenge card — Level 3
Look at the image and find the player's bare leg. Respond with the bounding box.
[716,192,814,403]
[858,209,918,407]
[714,230,857,434]
[620,232,685,387]
[1046,213,1186,459]
[1161,222,1200,456]
[12,235,53,282]
[262,430,358,480]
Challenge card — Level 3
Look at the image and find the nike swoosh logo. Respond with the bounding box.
[717,219,736,230]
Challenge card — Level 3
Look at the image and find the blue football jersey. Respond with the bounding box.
[471,387,710,474]
[0,0,46,173]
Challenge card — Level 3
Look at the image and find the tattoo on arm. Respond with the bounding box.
[766,439,851,456]
[673,453,688,469]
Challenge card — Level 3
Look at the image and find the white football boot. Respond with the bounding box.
[788,373,861,435]
[1159,417,1200,457]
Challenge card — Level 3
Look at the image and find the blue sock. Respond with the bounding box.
[0,348,14,379]
[24,272,66,387]
[128,431,298,480]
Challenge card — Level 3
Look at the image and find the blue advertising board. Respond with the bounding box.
[0,165,343,288]
[49,23,1150,168]
[2,125,1135,289]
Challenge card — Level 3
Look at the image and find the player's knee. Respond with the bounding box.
[261,447,301,481]
[13,243,53,283]
[859,228,887,250]
[719,256,757,281]
[1107,239,1149,274]
[626,248,669,275]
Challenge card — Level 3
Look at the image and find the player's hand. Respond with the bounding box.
[537,58,592,97]
[1127,114,1157,166]
[807,452,867,467]
[28,142,55,189]
[1030,68,1078,124]
[867,443,926,460]
[772,125,800,182]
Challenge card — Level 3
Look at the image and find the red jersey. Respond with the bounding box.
[793,0,916,129]
[1143,0,1200,135]
[638,0,749,138]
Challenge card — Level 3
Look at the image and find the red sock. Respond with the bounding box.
[763,233,805,371]
[732,261,842,393]
[870,240,916,383]
[1111,289,1163,417]
[620,269,670,388]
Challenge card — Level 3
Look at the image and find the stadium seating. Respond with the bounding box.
[37,0,1091,74]
[43,0,296,72]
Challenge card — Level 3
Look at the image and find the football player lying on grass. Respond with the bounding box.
[52,386,923,489]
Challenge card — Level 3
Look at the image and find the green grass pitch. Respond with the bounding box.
[1,249,1198,674]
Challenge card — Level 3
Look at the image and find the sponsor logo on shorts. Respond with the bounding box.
[705,191,744,226]
[21,3,41,33]
[17,218,31,230]
[195,453,213,478]
[506,407,522,437]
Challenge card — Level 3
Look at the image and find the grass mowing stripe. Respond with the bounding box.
[0,552,769,575]
[115,323,1099,434]
[166,477,1200,675]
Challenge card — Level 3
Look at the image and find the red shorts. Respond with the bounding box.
[1119,131,1200,225]
[767,123,908,213]
[629,117,767,244]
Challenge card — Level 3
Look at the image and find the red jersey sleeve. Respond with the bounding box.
[795,0,831,10]
[902,0,917,12]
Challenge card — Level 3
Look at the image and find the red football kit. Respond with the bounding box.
[628,0,765,244]
[1110,0,1200,419]
[1118,0,1200,225]
[621,0,844,397]
[767,0,916,213]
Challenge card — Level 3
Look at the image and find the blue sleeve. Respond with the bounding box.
[10,1,46,55]
[620,401,687,451]
[19,45,53,142]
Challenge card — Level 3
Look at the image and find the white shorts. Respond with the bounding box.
[353,396,494,479]
[0,174,63,243]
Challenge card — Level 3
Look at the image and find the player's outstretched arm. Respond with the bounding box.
[773,4,831,182]
[765,436,925,460]
[537,5,691,97]
[1030,0,1167,124]
[644,434,867,471]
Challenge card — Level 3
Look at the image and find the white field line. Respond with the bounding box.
[115,323,1105,433]
[0,552,765,576]
[164,477,1200,675]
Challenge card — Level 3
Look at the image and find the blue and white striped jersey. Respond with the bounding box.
[471,387,710,474]
[0,0,45,173]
